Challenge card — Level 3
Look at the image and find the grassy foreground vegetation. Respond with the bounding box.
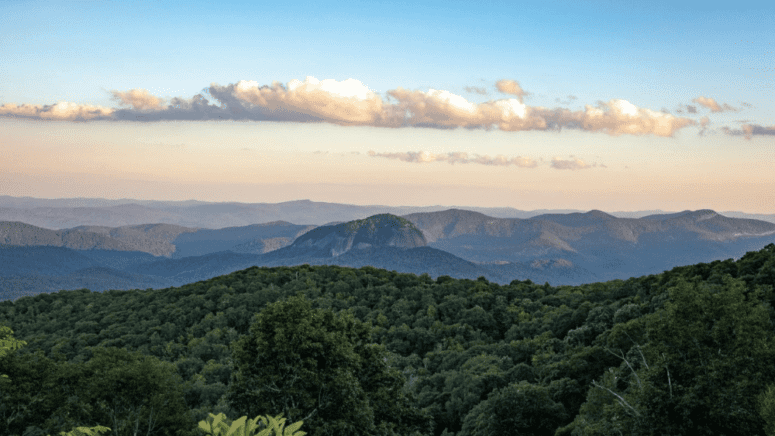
[1,243,775,435]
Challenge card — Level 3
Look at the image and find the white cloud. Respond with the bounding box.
[0,78,702,138]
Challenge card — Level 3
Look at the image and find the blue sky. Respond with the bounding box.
[1,0,773,212]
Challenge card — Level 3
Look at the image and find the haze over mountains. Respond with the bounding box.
[3,195,774,228]
[1,196,775,302]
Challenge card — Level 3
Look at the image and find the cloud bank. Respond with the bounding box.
[0,102,114,120]
[367,150,538,167]
[0,77,701,138]
[368,150,606,170]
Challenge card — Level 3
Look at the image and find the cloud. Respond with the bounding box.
[539,99,695,137]
[495,80,527,101]
[686,105,697,114]
[556,95,578,105]
[367,150,538,167]
[693,96,737,113]
[722,123,775,139]
[386,87,549,131]
[213,77,398,126]
[550,157,597,170]
[464,86,488,95]
[113,93,238,121]
[698,116,710,136]
[0,77,699,138]
[0,102,114,120]
[111,88,165,110]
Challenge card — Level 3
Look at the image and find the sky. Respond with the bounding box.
[1,0,774,213]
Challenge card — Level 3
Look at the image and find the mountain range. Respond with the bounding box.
[3,195,774,228]
[1,197,775,302]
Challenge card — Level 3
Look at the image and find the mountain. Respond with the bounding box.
[43,214,499,289]
[286,214,426,255]
[0,220,314,258]
[0,221,197,256]
[2,208,775,302]
[401,208,775,283]
[170,221,316,258]
[402,209,585,260]
[250,214,502,282]
[0,245,174,302]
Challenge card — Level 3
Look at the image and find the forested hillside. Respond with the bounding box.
[1,244,775,435]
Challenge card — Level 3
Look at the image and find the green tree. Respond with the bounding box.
[0,325,27,380]
[460,381,566,436]
[759,384,775,436]
[226,295,430,436]
[66,346,198,436]
[565,276,775,435]
[0,327,113,436]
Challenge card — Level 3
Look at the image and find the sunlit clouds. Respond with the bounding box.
[368,150,545,169]
[385,87,545,131]
[220,77,393,126]
[0,102,114,120]
[495,79,527,102]
[575,99,695,137]
[111,89,165,110]
[693,96,737,113]
[0,77,723,139]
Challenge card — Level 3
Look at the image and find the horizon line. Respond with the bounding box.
[1,194,773,216]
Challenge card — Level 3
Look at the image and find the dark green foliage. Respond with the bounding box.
[564,273,775,435]
[226,295,431,436]
[0,346,197,436]
[759,384,775,436]
[0,244,773,435]
[460,381,567,436]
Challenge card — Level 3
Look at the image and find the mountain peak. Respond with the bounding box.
[585,210,616,220]
[689,209,718,220]
[344,213,421,231]
[291,213,427,256]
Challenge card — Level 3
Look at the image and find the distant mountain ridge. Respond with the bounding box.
[170,221,315,258]
[2,207,775,302]
[403,208,775,283]
[3,195,773,228]
[0,221,196,256]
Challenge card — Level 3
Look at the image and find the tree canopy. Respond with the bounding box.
[0,243,774,435]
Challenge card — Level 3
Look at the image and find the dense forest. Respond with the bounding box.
[1,243,775,435]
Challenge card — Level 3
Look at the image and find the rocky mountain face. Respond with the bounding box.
[288,214,427,257]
